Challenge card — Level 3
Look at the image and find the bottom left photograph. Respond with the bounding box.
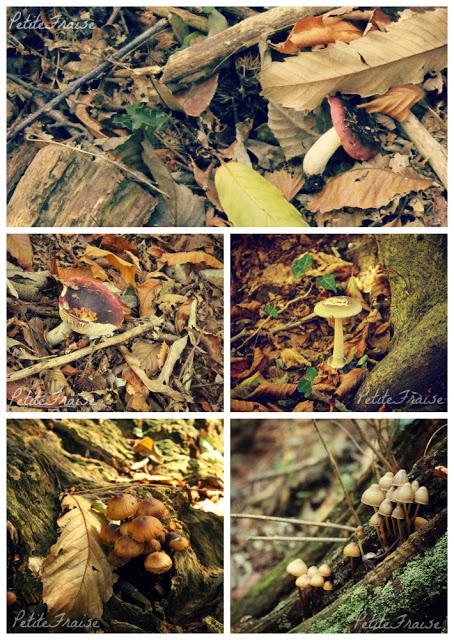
[7,418,224,633]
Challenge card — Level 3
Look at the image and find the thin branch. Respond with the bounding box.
[248,536,346,543]
[231,513,356,533]
[352,419,395,472]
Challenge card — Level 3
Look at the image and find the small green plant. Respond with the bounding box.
[297,366,317,398]
[113,105,168,135]
[263,304,279,318]
[316,274,337,293]
[291,253,313,277]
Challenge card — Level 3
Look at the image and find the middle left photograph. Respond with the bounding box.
[6,233,224,412]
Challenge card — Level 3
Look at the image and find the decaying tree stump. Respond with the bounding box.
[231,420,447,633]
[353,235,447,411]
[7,144,156,227]
[7,418,223,633]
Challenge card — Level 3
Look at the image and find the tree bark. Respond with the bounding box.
[353,235,447,412]
[7,418,223,633]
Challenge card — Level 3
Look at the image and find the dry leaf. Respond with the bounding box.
[265,169,304,201]
[160,250,223,269]
[136,278,163,316]
[336,367,367,397]
[231,348,268,382]
[293,400,314,411]
[230,399,269,412]
[261,8,447,112]
[42,495,115,624]
[174,74,219,116]
[248,382,298,401]
[267,101,318,160]
[308,168,433,213]
[131,340,169,377]
[280,348,311,369]
[158,335,189,385]
[84,245,138,287]
[359,84,426,122]
[120,346,185,401]
[7,234,33,270]
[273,16,362,54]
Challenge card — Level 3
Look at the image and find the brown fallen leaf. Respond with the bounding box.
[293,400,314,411]
[84,245,139,287]
[358,84,426,122]
[130,340,169,377]
[160,250,223,269]
[308,168,433,213]
[7,234,33,270]
[231,347,268,381]
[248,382,298,401]
[136,278,163,316]
[174,74,219,117]
[265,169,304,201]
[231,399,269,412]
[120,346,185,402]
[273,16,362,54]
[42,495,115,625]
[336,367,367,398]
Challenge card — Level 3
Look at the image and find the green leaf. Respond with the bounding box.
[113,105,168,134]
[208,8,228,35]
[291,252,313,277]
[357,354,369,366]
[316,274,337,293]
[297,366,317,398]
[215,162,309,227]
[264,304,279,318]
[182,31,203,48]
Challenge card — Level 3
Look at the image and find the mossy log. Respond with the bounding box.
[231,420,446,633]
[7,144,156,227]
[7,418,223,633]
[353,235,447,412]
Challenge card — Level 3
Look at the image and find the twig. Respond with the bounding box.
[248,536,346,543]
[313,420,362,529]
[401,111,447,188]
[246,456,325,482]
[352,419,395,472]
[7,319,159,382]
[231,513,356,533]
[7,19,168,142]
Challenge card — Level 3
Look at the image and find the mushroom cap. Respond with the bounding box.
[119,522,130,536]
[167,533,190,552]
[114,535,145,558]
[414,486,429,505]
[343,542,361,558]
[414,516,429,530]
[391,505,405,520]
[143,539,162,554]
[394,483,414,504]
[137,497,169,521]
[128,515,164,542]
[378,499,393,517]
[314,296,362,319]
[310,574,325,588]
[144,551,173,574]
[328,95,380,161]
[378,472,394,491]
[295,574,311,589]
[392,469,409,486]
[386,488,396,502]
[355,526,365,539]
[411,480,420,492]
[106,550,129,568]
[323,581,333,592]
[369,512,383,527]
[59,277,124,337]
[286,558,308,577]
[318,563,332,577]
[361,485,384,508]
[106,493,139,521]
[99,523,121,545]
[307,565,319,577]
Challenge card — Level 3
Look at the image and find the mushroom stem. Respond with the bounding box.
[46,321,73,346]
[331,317,345,369]
[303,126,341,176]
[297,587,305,611]
[397,519,404,544]
[349,556,355,578]
[402,504,411,536]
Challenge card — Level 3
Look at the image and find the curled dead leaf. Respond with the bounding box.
[336,367,367,398]
[273,16,362,54]
[231,399,269,412]
[7,234,33,270]
[248,382,298,401]
[358,84,426,122]
[160,250,223,269]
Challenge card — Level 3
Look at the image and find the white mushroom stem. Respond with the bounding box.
[46,321,73,346]
[303,127,341,176]
[331,317,345,369]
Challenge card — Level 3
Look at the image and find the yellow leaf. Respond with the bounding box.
[215,162,309,227]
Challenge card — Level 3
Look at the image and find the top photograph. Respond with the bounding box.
[6,6,447,228]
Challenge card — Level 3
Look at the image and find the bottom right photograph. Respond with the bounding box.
[230,418,447,634]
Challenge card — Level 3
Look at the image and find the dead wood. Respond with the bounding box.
[401,112,447,188]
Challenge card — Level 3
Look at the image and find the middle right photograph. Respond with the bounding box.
[230,233,447,413]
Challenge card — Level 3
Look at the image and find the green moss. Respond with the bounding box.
[304,586,368,634]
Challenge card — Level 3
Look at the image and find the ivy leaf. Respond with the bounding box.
[357,354,369,366]
[264,304,279,318]
[316,274,337,293]
[113,105,168,134]
[297,366,317,398]
[291,252,313,277]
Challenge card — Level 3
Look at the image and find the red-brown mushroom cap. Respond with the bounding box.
[106,493,139,521]
[328,96,380,161]
[137,498,169,521]
[59,277,124,337]
[128,515,165,542]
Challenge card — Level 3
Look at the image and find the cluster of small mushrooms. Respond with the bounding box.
[47,277,124,346]
[286,559,333,613]
[100,492,189,575]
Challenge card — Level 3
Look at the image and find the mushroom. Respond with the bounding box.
[318,563,332,578]
[128,515,164,542]
[7,592,17,606]
[137,498,169,521]
[343,542,361,577]
[47,277,124,346]
[143,539,162,554]
[394,483,414,533]
[411,480,420,492]
[414,516,428,530]
[286,558,308,577]
[114,536,145,559]
[413,486,429,522]
[378,472,394,491]
[99,523,121,546]
[391,505,406,543]
[369,513,386,551]
[166,532,190,552]
[144,551,173,574]
[361,485,384,513]
[392,469,409,487]
[313,296,362,369]
[378,499,394,543]
[303,95,380,176]
[323,581,333,592]
[307,565,319,578]
[105,493,139,521]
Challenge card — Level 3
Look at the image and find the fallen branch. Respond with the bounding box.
[151,7,208,32]
[7,19,168,142]
[248,535,346,543]
[161,6,332,88]
[401,111,447,188]
[231,513,356,533]
[7,319,159,382]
